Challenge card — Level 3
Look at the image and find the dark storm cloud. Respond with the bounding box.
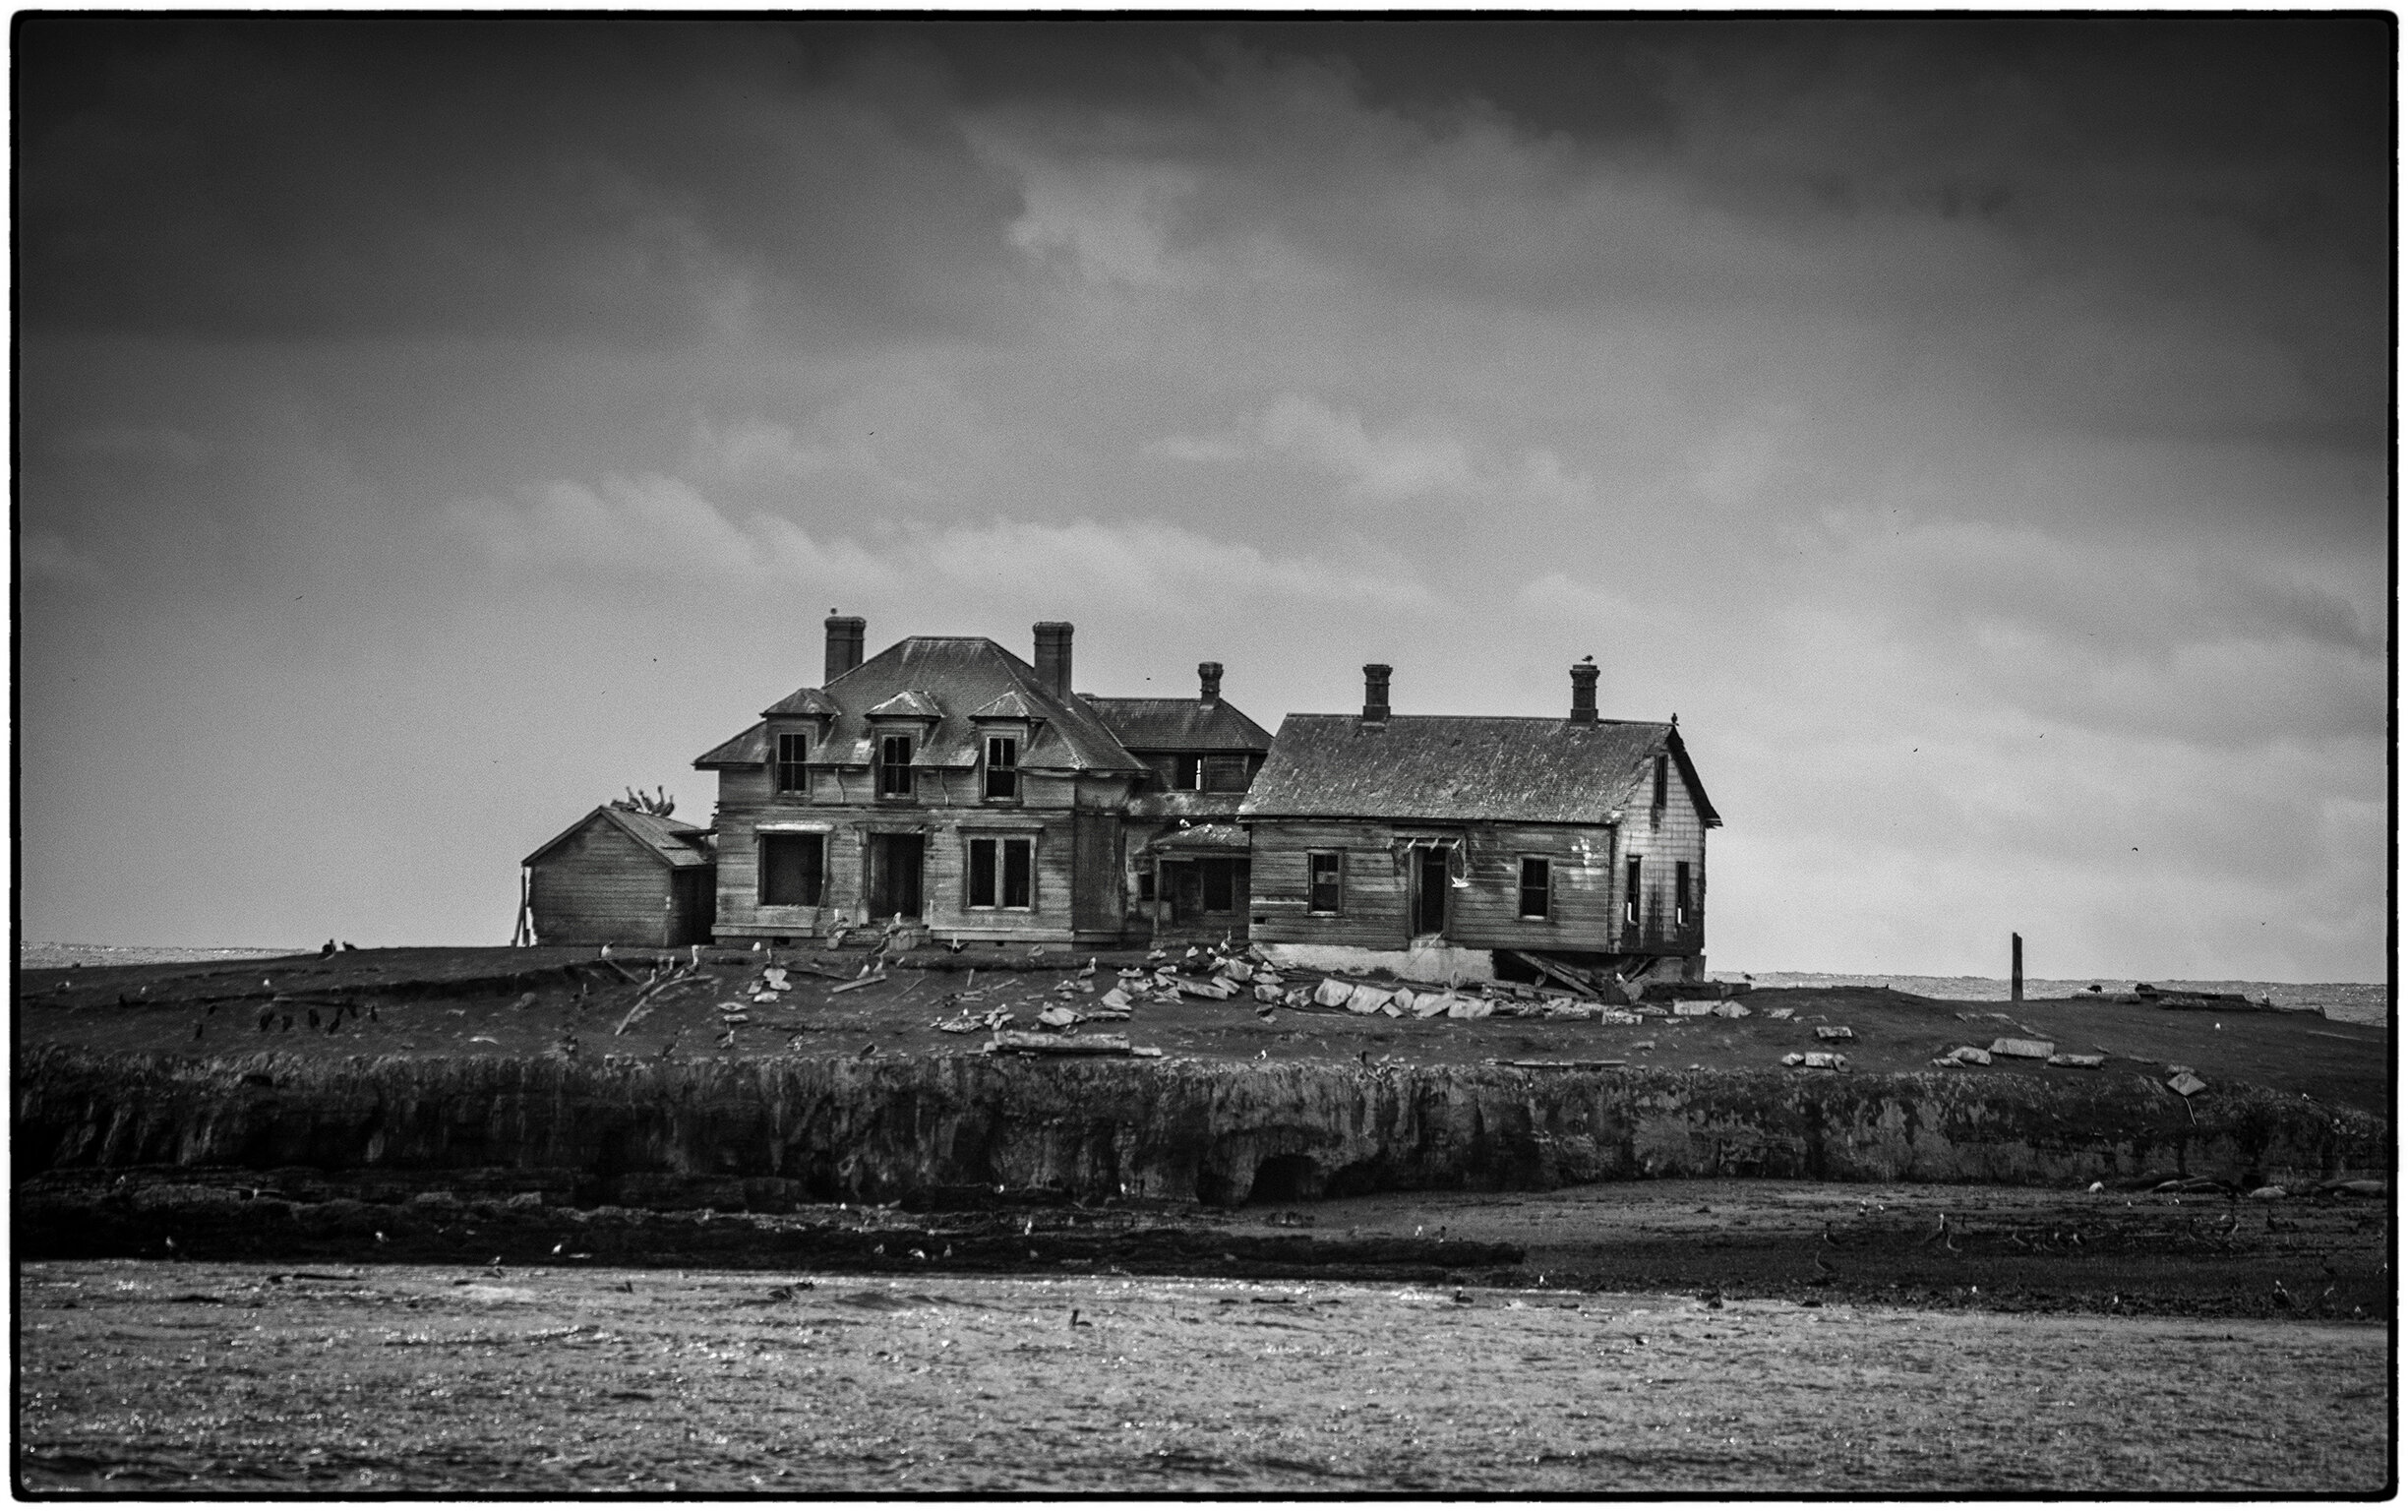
[16,19,1028,343]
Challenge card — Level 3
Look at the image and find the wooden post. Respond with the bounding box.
[2011,933,2023,1001]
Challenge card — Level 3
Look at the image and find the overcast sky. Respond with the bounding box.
[17,17,2391,979]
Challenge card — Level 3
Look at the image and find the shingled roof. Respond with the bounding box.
[693,636,1147,776]
[1083,696,1276,754]
[522,805,715,869]
[1239,715,1720,827]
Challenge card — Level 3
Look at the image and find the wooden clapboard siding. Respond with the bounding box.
[528,821,679,947]
[1249,818,1627,954]
[1616,753,1710,955]
[1247,819,1410,948]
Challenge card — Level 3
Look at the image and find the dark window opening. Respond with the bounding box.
[1174,755,1203,790]
[1201,861,1234,912]
[1137,867,1156,903]
[1675,860,1692,929]
[876,734,914,797]
[968,836,1034,909]
[774,732,810,793]
[1520,857,1551,920]
[759,833,824,907]
[1308,851,1342,913]
[866,832,924,919]
[984,735,1019,800]
[1653,754,1669,809]
[1202,756,1248,793]
[1625,857,1643,926]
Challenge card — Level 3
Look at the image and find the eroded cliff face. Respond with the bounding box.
[16,1047,2386,1209]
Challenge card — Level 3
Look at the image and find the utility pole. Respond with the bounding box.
[2011,933,2023,1002]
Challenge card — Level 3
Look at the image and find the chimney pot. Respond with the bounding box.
[824,614,866,684]
[1198,661,1224,703]
[1569,660,1599,724]
[1361,663,1392,723]
[1033,622,1074,696]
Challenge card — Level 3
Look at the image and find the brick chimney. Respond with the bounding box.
[1569,657,1599,725]
[1361,663,1392,724]
[1033,622,1074,696]
[1198,661,1224,704]
[824,614,866,684]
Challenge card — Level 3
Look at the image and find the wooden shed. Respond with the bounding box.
[521,805,717,947]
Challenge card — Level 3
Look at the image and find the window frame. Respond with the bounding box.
[1174,755,1204,791]
[1307,850,1344,915]
[757,832,825,907]
[1519,856,1552,921]
[875,733,915,798]
[773,731,811,794]
[1675,860,1692,929]
[965,834,1036,911]
[1624,855,1643,926]
[983,734,1020,802]
[1653,754,1669,809]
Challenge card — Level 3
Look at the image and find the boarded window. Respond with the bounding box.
[984,736,1019,800]
[1202,756,1248,793]
[968,837,1034,909]
[1653,754,1669,809]
[774,732,810,793]
[877,735,914,797]
[759,833,823,906]
[1520,858,1551,920]
[1625,857,1642,926]
[1676,860,1691,928]
[1308,851,1343,913]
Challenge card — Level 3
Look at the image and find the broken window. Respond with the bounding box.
[1676,860,1691,929]
[1653,754,1669,809]
[1202,756,1248,793]
[876,734,914,797]
[774,732,810,793]
[984,736,1019,800]
[1308,851,1343,913]
[759,833,824,907]
[968,837,1034,909]
[1625,856,1643,926]
[1520,858,1551,920]
[1174,755,1203,791]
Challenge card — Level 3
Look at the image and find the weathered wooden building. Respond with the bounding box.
[519,804,718,947]
[1240,660,1719,985]
[692,618,1277,948]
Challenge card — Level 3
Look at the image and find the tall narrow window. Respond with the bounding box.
[1675,860,1691,929]
[1137,866,1157,903]
[1174,755,1203,791]
[1625,857,1643,926]
[967,837,1034,909]
[984,736,1019,800]
[1653,754,1669,809]
[876,734,914,797]
[1520,858,1551,920]
[1308,852,1343,913]
[774,732,811,793]
[759,833,824,906]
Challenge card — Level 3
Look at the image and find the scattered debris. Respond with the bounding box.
[989,1031,1139,1058]
[2166,1070,2208,1098]
[1989,1037,2055,1059]
[2047,1053,2104,1068]
[1814,1026,1855,1042]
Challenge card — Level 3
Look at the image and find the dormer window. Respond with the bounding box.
[985,736,1019,800]
[774,732,811,793]
[876,735,914,797]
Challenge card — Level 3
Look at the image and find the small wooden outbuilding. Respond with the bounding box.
[520,804,717,947]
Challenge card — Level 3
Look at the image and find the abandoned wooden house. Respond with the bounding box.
[688,618,1276,948]
[519,803,718,947]
[1239,660,1719,986]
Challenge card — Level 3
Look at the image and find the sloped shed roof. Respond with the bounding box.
[693,636,1147,776]
[1083,696,1275,753]
[522,805,716,869]
[1239,715,1720,827]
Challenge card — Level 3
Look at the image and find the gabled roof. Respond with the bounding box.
[970,690,1041,720]
[523,805,716,869]
[694,636,1147,776]
[1083,696,1275,753]
[762,687,838,717]
[1238,715,1720,827]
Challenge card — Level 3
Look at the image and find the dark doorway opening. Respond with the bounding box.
[866,833,925,920]
[1412,845,1450,937]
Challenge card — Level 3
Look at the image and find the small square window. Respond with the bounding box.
[1308,852,1343,913]
[984,736,1019,800]
[1520,858,1551,920]
[774,732,810,793]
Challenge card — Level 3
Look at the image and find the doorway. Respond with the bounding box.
[865,833,924,920]
[1411,845,1450,937]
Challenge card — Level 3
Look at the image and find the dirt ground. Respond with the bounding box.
[15,943,2388,1113]
[17,1258,2388,1494]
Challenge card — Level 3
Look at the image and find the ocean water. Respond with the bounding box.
[1716,972,2390,1025]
